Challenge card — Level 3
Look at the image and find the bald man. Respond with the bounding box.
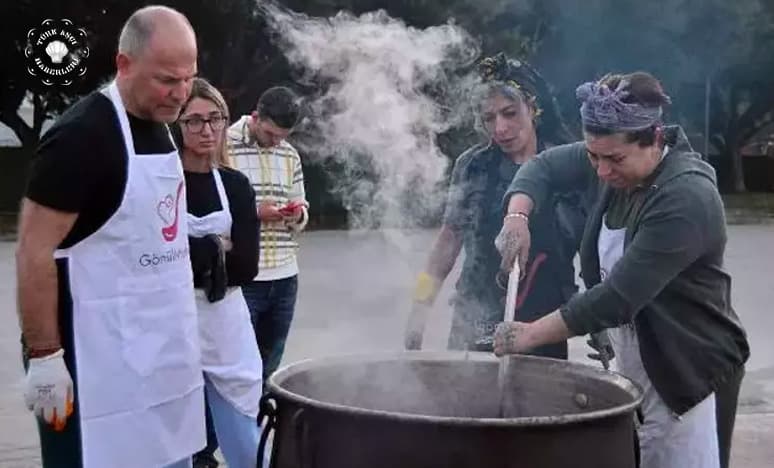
[17,6,204,468]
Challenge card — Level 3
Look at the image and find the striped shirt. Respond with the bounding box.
[227,115,308,281]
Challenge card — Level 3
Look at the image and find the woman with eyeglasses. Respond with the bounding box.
[174,77,263,468]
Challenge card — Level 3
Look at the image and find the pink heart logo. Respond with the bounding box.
[161,182,184,242]
[157,195,175,226]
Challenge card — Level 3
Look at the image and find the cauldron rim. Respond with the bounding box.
[267,351,644,427]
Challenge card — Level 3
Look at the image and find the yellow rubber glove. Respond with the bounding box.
[405,272,441,350]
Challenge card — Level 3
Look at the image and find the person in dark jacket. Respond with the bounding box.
[404,52,586,357]
[494,71,749,468]
[175,77,263,468]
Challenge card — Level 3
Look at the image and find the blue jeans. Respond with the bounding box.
[193,394,220,466]
[243,276,299,387]
[203,376,260,468]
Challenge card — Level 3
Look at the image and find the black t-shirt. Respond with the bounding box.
[443,142,585,322]
[185,168,259,287]
[25,91,175,248]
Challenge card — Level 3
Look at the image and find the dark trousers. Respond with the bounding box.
[716,366,744,468]
[22,349,83,468]
[21,295,84,468]
[243,276,299,388]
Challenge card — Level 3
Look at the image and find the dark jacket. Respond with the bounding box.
[446,143,584,324]
[504,126,750,414]
[187,167,259,299]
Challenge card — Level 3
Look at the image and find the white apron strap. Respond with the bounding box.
[212,168,231,213]
[106,81,135,159]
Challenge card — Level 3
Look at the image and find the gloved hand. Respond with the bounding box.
[211,236,228,303]
[473,334,495,352]
[404,272,441,350]
[494,214,531,277]
[24,348,74,431]
[587,331,615,370]
[219,235,233,252]
[404,302,430,350]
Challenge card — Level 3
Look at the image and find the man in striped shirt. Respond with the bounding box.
[227,86,308,388]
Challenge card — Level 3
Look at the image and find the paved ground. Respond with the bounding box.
[1,226,773,467]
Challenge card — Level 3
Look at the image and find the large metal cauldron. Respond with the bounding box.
[258,351,643,468]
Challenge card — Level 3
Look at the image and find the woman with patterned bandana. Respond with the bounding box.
[404,53,587,358]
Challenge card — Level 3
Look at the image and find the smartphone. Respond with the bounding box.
[278,201,303,215]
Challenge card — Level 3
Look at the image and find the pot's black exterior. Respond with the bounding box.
[258,352,643,468]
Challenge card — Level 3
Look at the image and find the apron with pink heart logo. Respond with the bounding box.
[53,81,205,468]
[187,168,264,418]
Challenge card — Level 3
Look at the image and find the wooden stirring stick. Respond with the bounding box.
[498,259,520,418]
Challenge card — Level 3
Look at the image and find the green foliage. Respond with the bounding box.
[2,0,772,194]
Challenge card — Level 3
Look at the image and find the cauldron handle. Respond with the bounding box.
[291,407,313,468]
[257,394,278,468]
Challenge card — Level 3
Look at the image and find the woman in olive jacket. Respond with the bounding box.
[493,71,749,468]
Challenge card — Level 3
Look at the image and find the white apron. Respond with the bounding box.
[55,81,205,467]
[598,215,719,468]
[187,168,263,418]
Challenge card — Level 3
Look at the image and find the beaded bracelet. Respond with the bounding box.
[504,212,529,222]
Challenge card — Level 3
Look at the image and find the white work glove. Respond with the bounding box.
[24,349,74,431]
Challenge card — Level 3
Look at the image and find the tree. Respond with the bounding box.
[4,0,771,196]
[522,0,774,191]
[703,2,774,192]
[0,0,281,150]
[0,1,174,150]
[0,2,104,150]
[168,0,292,116]
[1,0,549,155]
[707,66,774,192]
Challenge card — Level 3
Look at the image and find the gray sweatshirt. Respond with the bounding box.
[504,126,749,414]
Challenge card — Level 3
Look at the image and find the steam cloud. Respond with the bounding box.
[262,4,480,231]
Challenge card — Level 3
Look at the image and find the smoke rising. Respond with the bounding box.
[261,4,480,231]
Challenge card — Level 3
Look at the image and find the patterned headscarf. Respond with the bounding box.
[478,52,542,117]
[576,79,669,131]
[477,52,572,144]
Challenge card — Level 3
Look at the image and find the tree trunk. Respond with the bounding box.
[729,146,747,193]
[32,93,45,143]
[0,111,36,150]
[726,85,747,193]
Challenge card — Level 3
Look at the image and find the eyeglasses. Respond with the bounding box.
[179,115,227,133]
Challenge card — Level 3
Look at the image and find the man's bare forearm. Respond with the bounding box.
[15,199,77,356]
[16,249,61,352]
